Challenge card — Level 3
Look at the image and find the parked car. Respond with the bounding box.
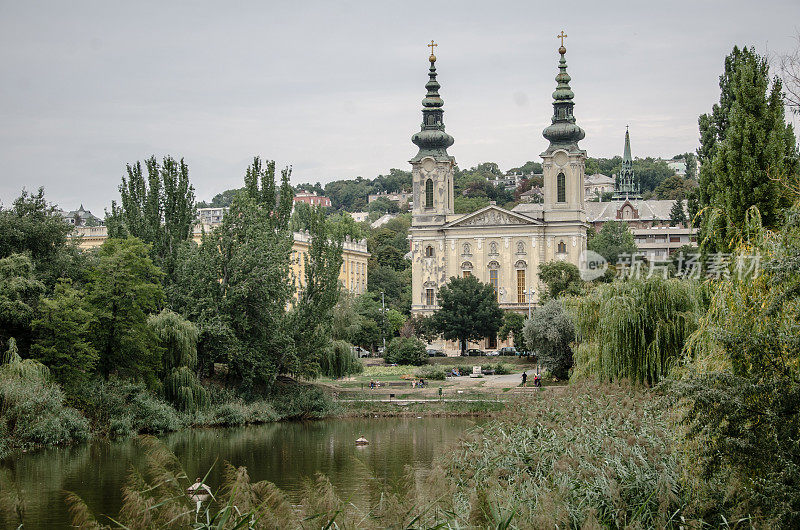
[352,346,370,358]
[465,348,485,356]
[485,349,499,356]
[499,346,517,356]
[426,348,445,357]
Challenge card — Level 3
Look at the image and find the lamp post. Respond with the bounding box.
[526,288,535,320]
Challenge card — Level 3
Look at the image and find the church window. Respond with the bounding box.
[425,288,435,306]
[489,269,499,300]
[517,269,526,304]
[557,241,567,254]
[463,270,471,278]
[425,179,434,208]
[425,245,434,257]
[557,173,566,203]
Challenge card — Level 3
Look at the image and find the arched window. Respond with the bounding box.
[425,179,434,208]
[425,245,434,257]
[557,173,566,203]
[557,241,567,254]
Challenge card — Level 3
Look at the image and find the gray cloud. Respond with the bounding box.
[1,0,798,214]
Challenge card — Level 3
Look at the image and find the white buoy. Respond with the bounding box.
[187,478,212,503]
[355,436,369,445]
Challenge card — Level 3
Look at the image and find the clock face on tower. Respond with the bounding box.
[554,151,569,166]
[422,158,435,172]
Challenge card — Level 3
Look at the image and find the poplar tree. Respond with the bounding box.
[108,155,197,279]
[697,46,799,251]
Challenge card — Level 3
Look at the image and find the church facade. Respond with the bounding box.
[408,40,588,350]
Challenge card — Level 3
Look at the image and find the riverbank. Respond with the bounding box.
[0,370,510,459]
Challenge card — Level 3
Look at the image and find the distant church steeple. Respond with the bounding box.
[410,41,456,226]
[540,32,587,223]
[542,32,585,155]
[411,41,454,162]
[615,126,640,199]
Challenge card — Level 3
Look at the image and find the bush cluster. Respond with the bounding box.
[414,365,447,380]
[0,374,90,457]
[385,337,427,366]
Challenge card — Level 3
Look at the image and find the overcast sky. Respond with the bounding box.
[1,0,799,214]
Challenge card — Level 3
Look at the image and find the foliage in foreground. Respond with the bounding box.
[384,336,427,366]
[522,299,574,379]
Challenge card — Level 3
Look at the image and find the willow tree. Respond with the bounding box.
[148,309,207,411]
[571,278,704,385]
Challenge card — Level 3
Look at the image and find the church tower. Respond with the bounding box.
[541,34,586,224]
[410,41,455,228]
[614,126,640,199]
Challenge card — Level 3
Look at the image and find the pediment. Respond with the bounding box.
[445,205,542,228]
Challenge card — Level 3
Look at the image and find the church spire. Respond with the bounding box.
[542,33,585,154]
[411,41,454,162]
[615,126,639,199]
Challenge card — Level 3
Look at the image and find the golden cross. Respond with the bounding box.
[428,40,438,55]
[557,31,567,46]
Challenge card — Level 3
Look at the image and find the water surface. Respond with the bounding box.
[1,417,482,529]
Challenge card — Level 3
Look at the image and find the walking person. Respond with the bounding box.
[521,371,528,387]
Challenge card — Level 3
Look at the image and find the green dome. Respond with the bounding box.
[411,56,454,161]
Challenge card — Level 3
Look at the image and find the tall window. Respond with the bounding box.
[489,269,499,300]
[425,288,435,306]
[463,270,471,278]
[425,179,434,208]
[557,172,566,203]
[557,241,567,254]
[425,245,434,257]
[517,269,526,303]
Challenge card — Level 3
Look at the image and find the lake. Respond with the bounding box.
[0,416,483,528]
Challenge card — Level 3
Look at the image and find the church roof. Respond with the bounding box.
[584,199,680,222]
[510,203,544,219]
[585,173,615,185]
[445,204,542,228]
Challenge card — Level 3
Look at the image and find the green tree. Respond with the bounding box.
[669,194,688,226]
[108,156,197,280]
[148,309,207,411]
[0,188,81,289]
[87,238,164,385]
[288,206,344,379]
[30,279,98,393]
[522,299,574,379]
[498,311,526,350]
[697,45,799,251]
[572,277,702,385]
[653,175,697,200]
[410,314,438,344]
[684,152,697,179]
[588,221,637,266]
[0,254,45,350]
[431,275,503,356]
[538,261,583,299]
[320,340,363,378]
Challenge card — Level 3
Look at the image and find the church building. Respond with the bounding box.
[408,37,588,351]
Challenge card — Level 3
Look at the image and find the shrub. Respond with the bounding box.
[271,384,336,420]
[385,337,427,366]
[491,363,511,375]
[0,373,90,456]
[78,379,184,437]
[414,365,447,380]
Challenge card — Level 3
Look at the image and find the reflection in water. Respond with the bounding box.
[0,417,481,529]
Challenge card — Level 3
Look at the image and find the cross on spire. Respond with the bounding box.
[557,30,567,47]
[427,40,437,56]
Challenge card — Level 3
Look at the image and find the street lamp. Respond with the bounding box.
[526,288,536,320]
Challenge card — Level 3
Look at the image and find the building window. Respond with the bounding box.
[463,270,471,278]
[670,236,681,243]
[425,288,435,306]
[425,245,434,257]
[425,179,434,208]
[517,269,526,304]
[487,335,497,349]
[489,269,498,299]
[557,173,566,203]
[557,241,567,254]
